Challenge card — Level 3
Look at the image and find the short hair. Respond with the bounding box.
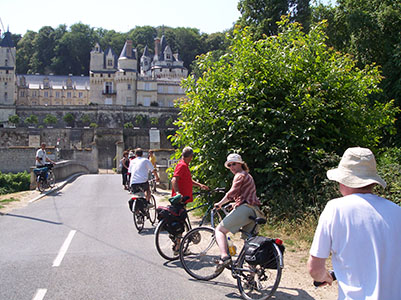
[182,147,193,158]
[123,150,129,156]
[135,148,143,157]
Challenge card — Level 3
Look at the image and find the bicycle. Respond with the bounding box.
[154,188,226,261]
[148,171,157,193]
[179,210,284,300]
[34,163,56,192]
[128,186,157,233]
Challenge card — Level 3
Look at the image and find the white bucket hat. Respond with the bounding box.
[224,153,244,168]
[327,147,386,188]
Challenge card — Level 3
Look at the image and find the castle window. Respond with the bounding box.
[91,73,94,77]
[100,74,103,77]
[108,73,111,78]
[105,82,113,94]
[128,84,131,90]
[20,91,25,97]
[79,92,83,98]
[4,92,7,99]
[44,91,49,98]
[67,92,72,98]
[127,97,133,105]
[56,91,60,98]
[145,83,151,91]
[107,59,113,66]
[5,59,8,66]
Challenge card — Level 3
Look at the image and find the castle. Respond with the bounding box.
[0,30,188,124]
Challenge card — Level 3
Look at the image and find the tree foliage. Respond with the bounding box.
[171,18,397,218]
[14,24,231,76]
[237,0,311,38]
[312,0,401,145]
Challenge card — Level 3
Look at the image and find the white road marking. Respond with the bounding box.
[52,230,76,267]
[32,288,47,300]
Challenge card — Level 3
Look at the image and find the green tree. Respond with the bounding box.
[16,31,37,74]
[8,115,20,126]
[52,23,96,75]
[172,18,397,218]
[312,0,401,145]
[80,114,91,126]
[43,114,58,126]
[63,113,75,126]
[24,115,38,126]
[237,0,311,38]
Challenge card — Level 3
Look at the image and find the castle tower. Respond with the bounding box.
[115,40,138,105]
[140,45,152,76]
[0,30,17,124]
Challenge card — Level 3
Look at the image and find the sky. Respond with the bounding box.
[0,0,242,36]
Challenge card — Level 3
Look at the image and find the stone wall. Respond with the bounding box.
[15,105,178,129]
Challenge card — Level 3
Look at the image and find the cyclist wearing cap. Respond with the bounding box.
[307,147,401,299]
[171,147,209,203]
[214,153,263,270]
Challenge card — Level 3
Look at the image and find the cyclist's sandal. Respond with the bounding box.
[216,256,232,272]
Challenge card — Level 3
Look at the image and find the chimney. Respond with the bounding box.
[126,40,133,58]
[154,37,160,59]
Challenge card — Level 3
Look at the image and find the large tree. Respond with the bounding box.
[171,18,396,217]
[312,0,401,145]
[237,0,311,38]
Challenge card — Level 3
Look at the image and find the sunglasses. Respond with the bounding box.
[227,162,237,167]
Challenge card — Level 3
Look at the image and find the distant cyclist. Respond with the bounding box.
[128,148,159,205]
[35,143,55,190]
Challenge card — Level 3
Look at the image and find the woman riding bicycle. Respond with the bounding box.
[214,153,264,270]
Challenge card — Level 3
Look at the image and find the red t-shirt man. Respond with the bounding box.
[171,147,209,203]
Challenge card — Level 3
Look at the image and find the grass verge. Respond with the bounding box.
[0,197,20,209]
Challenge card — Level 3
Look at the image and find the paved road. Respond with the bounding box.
[0,174,239,300]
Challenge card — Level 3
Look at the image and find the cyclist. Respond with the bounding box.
[307,147,401,299]
[35,143,55,190]
[214,153,264,270]
[128,148,159,205]
[171,147,209,204]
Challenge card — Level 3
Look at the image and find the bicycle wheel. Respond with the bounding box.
[132,200,145,233]
[48,172,56,188]
[179,227,224,281]
[237,244,283,300]
[148,194,157,225]
[155,219,190,261]
[37,178,45,192]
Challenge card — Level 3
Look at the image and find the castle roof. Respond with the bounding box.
[119,41,137,59]
[17,74,89,90]
[0,31,14,48]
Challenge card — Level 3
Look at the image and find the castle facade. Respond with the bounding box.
[0,31,188,123]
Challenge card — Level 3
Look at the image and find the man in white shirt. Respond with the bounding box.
[36,143,54,167]
[128,148,159,204]
[35,142,55,190]
[307,147,401,300]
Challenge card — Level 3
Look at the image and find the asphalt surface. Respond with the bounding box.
[0,174,239,300]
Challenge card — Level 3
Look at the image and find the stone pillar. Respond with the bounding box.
[149,129,160,150]
[115,141,124,171]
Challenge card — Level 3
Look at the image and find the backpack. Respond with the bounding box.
[244,236,285,269]
[156,204,187,235]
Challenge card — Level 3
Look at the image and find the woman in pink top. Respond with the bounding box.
[214,153,262,269]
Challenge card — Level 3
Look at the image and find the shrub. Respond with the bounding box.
[0,171,31,195]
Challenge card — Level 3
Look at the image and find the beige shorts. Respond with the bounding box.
[220,204,258,235]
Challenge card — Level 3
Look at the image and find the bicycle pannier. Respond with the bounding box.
[244,236,285,269]
[156,205,187,235]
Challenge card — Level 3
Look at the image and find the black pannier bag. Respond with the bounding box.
[244,236,285,269]
[156,204,187,235]
[128,197,147,213]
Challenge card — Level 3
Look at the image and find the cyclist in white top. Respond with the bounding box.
[35,143,54,167]
[308,147,401,300]
[128,148,159,203]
